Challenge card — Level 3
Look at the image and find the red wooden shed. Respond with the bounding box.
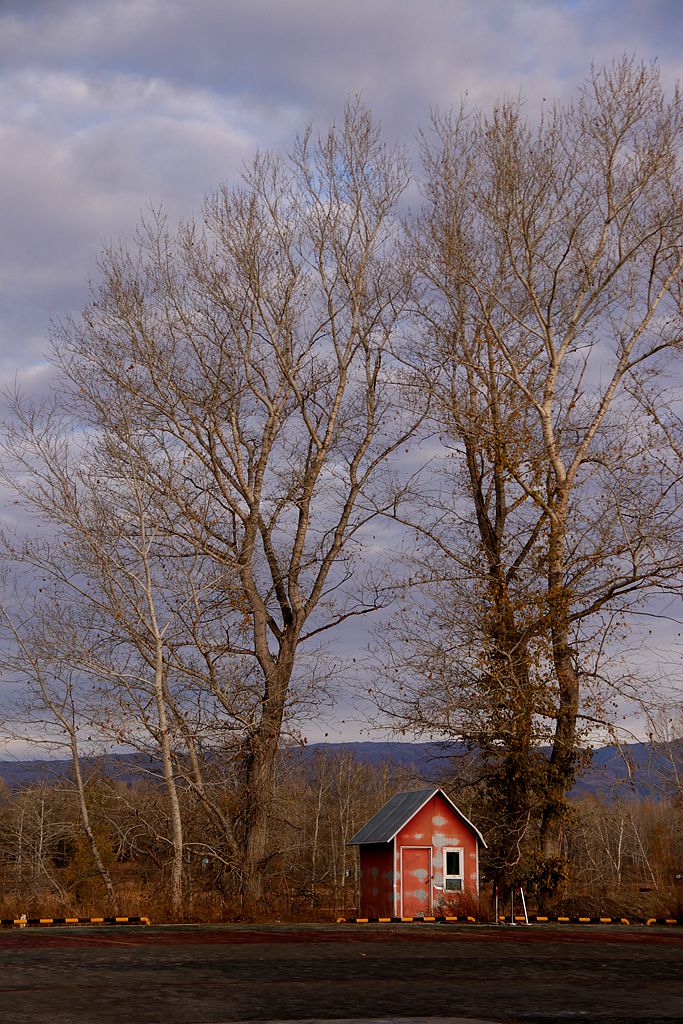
[349,788,486,919]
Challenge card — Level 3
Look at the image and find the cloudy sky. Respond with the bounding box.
[2,0,682,393]
[1,0,682,743]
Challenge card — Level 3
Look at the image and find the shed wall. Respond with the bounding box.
[358,842,394,918]
[395,793,479,915]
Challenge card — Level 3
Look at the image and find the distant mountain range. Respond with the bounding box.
[298,739,683,800]
[0,738,680,800]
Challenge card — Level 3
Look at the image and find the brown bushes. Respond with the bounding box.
[0,753,680,921]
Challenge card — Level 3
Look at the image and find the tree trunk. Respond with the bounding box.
[240,663,291,919]
[540,642,580,862]
[153,645,185,919]
[483,604,536,886]
[240,732,279,918]
[69,736,119,913]
[540,502,580,888]
[463,423,539,885]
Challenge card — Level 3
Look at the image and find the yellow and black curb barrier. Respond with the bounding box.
[1,916,150,928]
[337,915,477,924]
[498,915,682,926]
[337,914,682,926]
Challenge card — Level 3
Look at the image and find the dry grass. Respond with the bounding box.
[0,866,678,925]
[434,889,493,921]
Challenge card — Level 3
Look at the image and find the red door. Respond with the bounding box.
[402,847,431,917]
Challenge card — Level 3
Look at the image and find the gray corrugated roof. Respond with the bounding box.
[349,788,437,844]
[348,787,488,847]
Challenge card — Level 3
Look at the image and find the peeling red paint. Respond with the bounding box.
[359,843,394,918]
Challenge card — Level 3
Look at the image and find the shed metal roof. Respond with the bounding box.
[348,787,487,847]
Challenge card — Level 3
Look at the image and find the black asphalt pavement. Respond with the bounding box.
[0,922,679,1024]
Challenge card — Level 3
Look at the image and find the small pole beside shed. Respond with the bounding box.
[349,787,486,919]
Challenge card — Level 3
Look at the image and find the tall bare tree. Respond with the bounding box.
[3,103,420,915]
[390,58,683,888]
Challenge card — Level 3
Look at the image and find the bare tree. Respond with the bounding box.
[3,103,421,915]
[0,425,208,916]
[0,593,119,912]
[388,58,683,889]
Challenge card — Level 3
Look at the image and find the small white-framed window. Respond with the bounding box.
[443,847,464,892]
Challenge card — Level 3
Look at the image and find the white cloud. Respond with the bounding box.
[0,62,298,380]
[0,0,677,384]
[0,0,678,465]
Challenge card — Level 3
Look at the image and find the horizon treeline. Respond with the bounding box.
[0,57,682,918]
[0,747,681,921]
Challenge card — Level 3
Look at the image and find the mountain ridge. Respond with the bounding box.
[0,737,680,799]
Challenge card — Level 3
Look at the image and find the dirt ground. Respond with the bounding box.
[0,921,680,1024]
